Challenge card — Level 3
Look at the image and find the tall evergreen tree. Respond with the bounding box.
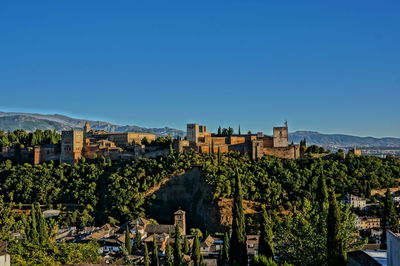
[28,203,40,245]
[184,235,189,254]
[174,224,183,266]
[217,147,222,164]
[238,125,241,136]
[381,189,399,249]
[327,190,346,266]
[228,127,234,136]
[218,126,222,136]
[192,234,201,266]
[230,170,248,265]
[258,207,274,259]
[385,189,399,233]
[365,181,371,198]
[316,176,329,206]
[125,225,132,254]
[144,242,150,266]
[35,203,49,245]
[221,232,230,265]
[152,237,159,266]
[317,176,329,232]
[134,227,142,251]
[166,245,174,266]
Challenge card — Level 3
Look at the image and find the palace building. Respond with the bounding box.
[60,122,157,163]
[174,123,300,160]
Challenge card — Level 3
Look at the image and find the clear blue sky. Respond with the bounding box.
[1,1,399,137]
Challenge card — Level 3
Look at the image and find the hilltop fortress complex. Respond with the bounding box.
[174,123,300,160]
[60,122,156,164]
[1,122,301,164]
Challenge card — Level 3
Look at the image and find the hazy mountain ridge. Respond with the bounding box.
[0,112,185,137]
[1,112,399,147]
[289,131,400,148]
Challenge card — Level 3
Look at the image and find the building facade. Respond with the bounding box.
[174,210,186,236]
[174,123,300,160]
[60,130,84,164]
[343,194,367,209]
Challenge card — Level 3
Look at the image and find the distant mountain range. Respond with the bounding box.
[1,111,399,149]
[0,112,185,137]
[289,131,400,149]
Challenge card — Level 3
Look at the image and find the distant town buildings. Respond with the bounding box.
[50,209,250,265]
[355,216,381,231]
[343,194,367,209]
[174,123,300,160]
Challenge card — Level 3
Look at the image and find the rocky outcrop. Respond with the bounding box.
[147,167,224,233]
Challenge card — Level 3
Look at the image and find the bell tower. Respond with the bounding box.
[84,122,91,139]
[174,209,186,235]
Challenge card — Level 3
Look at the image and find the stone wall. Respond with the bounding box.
[264,145,300,159]
[263,137,274,148]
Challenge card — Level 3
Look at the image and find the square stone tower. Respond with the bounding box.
[60,130,84,164]
[174,209,186,235]
[187,123,208,144]
[273,126,288,148]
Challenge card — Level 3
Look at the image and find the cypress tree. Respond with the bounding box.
[134,227,142,251]
[381,189,399,249]
[218,147,221,164]
[35,203,48,245]
[174,224,183,266]
[125,225,132,254]
[184,235,189,254]
[238,125,241,136]
[29,203,39,245]
[221,232,230,265]
[230,170,248,265]
[365,181,371,198]
[317,176,329,232]
[258,207,274,259]
[152,237,159,266]
[317,176,329,207]
[218,126,222,136]
[327,190,346,266]
[144,242,150,266]
[166,245,174,266]
[22,215,31,244]
[169,143,174,156]
[385,189,399,233]
[192,234,201,266]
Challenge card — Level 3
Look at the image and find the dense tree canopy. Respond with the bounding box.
[0,150,196,227]
[0,129,61,148]
[0,148,399,265]
[202,152,400,205]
